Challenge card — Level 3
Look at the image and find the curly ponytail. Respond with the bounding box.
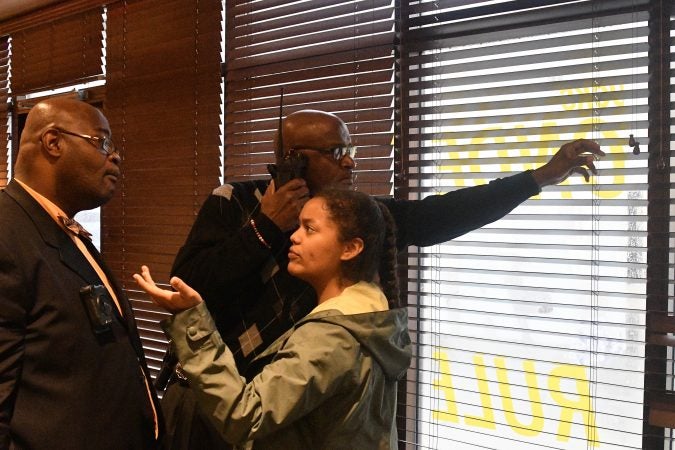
[376,202,399,308]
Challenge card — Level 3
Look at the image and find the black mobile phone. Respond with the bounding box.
[79,284,114,334]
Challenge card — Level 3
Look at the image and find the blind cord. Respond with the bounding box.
[588,6,600,449]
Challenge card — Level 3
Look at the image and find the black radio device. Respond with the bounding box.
[267,88,307,187]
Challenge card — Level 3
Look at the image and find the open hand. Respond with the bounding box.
[133,265,203,314]
[532,139,606,187]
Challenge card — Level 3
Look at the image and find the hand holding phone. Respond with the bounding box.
[268,151,308,188]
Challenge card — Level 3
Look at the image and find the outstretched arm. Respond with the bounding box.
[382,139,605,249]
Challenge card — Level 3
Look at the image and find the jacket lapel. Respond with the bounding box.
[4,181,126,323]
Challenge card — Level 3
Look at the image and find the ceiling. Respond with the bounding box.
[0,0,64,23]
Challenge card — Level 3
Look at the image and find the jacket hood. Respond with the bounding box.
[302,307,412,381]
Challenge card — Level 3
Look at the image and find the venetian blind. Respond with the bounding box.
[104,0,223,378]
[401,1,652,449]
[0,0,110,36]
[9,8,104,95]
[225,0,396,196]
[0,36,8,188]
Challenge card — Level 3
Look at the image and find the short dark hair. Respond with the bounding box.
[314,188,400,308]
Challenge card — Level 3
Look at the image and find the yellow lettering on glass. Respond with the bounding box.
[431,351,601,447]
[548,365,600,446]
[433,84,630,200]
[495,358,544,436]
[432,350,459,423]
[464,355,496,429]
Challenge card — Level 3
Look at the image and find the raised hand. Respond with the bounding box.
[133,265,203,314]
[532,139,606,187]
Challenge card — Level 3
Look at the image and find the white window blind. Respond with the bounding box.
[402,2,650,449]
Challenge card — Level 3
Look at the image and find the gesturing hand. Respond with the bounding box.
[532,139,606,187]
[133,265,203,314]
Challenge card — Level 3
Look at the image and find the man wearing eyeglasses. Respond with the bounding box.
[0,98,163,449]
[161,108,603,450]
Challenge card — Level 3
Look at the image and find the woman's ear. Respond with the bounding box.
[341,237,364,262]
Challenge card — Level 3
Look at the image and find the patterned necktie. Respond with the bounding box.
[58,215,93,241]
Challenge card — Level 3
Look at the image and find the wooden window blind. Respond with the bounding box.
[10,8,104,95]
[225,0,396,196]
[104,0,223,378]
[0,36,8,188]
[0,0,110,36]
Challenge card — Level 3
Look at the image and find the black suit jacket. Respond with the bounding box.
[0,181,163,450]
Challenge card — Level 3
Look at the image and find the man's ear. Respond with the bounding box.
[40,129,62,157]
[341,237,364,262]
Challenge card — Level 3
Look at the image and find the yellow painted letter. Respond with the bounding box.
[465,355,496,429]
[549,365,599,446]
[495,358,544,436]
[432,349,459,423]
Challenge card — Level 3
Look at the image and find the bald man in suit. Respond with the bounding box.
[0,98,163,449]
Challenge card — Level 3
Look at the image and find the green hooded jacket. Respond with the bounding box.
[164,282,412,449]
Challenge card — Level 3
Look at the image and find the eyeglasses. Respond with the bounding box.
[55,128,116,157]
[293,145,356,161]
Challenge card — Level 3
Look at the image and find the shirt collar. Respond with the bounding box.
[14,178,72,232]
